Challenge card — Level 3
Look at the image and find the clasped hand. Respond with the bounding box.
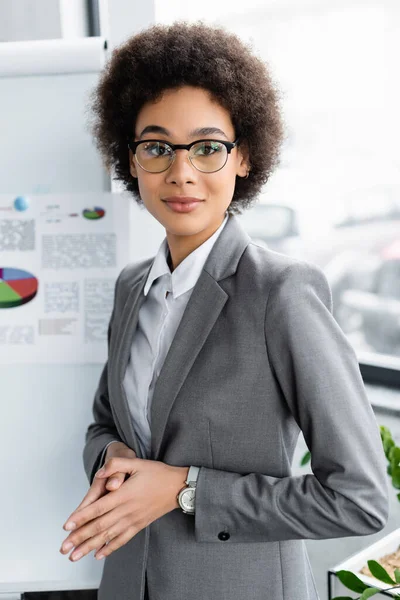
[60,454,188,562]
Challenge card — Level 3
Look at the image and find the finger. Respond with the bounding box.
[63,487,116,533]
[94,525,139,561]
[94,457,138,479]
[76,477,108,509]
[64,510,130,561]
[105,472,126,491]
[63,478,108,529]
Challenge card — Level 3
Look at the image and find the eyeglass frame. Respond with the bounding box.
[127,135,241,174]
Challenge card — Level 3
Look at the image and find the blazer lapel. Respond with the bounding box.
[111,263,151,456]
[113,214,251,460]
[150,271,228,460]
[150,214,252,461]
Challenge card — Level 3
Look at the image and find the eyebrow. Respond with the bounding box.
[138,125,229,140]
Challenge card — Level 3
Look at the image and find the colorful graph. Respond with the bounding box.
[83,206,106,220]
[0,268,38,308]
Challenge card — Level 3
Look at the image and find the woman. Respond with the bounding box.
[59,21,389,600]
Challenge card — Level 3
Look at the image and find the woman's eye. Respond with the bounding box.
[194,142,222,155]
[143,142,171,157]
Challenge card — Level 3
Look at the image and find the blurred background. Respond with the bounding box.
[1,0,398,365]
[3,0,396,366]
[0,1,399,599]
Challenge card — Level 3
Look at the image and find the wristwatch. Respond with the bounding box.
[177,466,200,515]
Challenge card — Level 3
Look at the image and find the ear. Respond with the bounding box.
[129,149,138,179]
[236,140,251,178]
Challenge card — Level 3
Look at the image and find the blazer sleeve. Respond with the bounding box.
[194,261,389,543]
[82,272,125,486]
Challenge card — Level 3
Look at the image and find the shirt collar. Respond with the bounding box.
[144,211,229,299]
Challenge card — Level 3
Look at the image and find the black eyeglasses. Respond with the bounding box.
[127,136,240,173]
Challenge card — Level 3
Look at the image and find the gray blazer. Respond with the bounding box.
[83,213,389,600]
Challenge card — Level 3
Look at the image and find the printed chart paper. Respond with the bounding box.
[0,192,131,364]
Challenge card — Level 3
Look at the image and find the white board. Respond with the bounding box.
[0,37,164,596]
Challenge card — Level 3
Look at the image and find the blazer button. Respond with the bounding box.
[218,531,230,541]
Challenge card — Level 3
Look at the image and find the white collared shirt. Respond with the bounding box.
[100,211,229,465]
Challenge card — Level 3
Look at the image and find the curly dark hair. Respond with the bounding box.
[87,20,285,215]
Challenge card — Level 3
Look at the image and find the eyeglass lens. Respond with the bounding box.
[135,140,228,173]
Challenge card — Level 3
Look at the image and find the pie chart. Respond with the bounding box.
[0,268,38,308]
[83,206,106,220]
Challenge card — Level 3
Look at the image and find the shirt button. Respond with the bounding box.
[218,531,230,541]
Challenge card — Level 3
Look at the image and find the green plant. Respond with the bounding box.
[332,560,400,599]
[300,426,400,598]
[380,426,400,501]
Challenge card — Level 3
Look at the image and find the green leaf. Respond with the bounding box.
[395,568,400,584]
[391,447,400,466]
[381,427,391,440]
[360,588,384,599]
[392,466,400,488]
[336,570,369,593]
[367,560,397,585]
[388,464,393,476]
[300,451,311,466]
[384,437,395,456]
[397,492,400,502]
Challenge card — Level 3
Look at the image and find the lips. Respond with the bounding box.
[163,197,204,213]
[163,197,203,204]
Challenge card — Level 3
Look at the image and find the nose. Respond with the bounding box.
[164,149,198,185]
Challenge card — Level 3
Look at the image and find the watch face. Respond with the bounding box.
[181,488,195,510]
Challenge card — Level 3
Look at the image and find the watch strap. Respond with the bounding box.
[186,465,200,487]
